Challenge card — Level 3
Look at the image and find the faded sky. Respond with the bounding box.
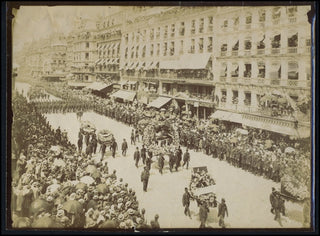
[12,6,121,53]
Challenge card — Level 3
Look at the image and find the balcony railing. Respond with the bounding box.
[245,24,251,29]
[231,51,238,56]
[208,25,213,32]
[271,48,280,54]
[270,79,281,85]
[287,47,297,53]
[219,77,226,82]
[288,17,297,23]
[231,77,238,83]
[273,19,280,25]
[259,22,265,28]
[306,47,311,53]
[220,51,227,57]
[244,50,251,56]
[257,49,265,55]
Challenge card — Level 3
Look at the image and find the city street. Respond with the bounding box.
[45,111,305,228]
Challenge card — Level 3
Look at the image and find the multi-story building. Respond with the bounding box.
[71,18,98,82]
[212,6,311,137]
[119,5,311,137]
[120,6,218,115]
[95,12,124,83]
[41,35,68,81]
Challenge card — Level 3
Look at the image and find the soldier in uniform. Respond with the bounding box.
[182,187,192,219]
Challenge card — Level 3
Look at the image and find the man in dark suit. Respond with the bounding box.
[141,166,150,192]
[182,187,192,218]
[121,138,128,156]
[141,145,147,164]
[134,147,140,168]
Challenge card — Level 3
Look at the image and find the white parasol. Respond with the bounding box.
[80,176,95,185]
[285,147,295,153]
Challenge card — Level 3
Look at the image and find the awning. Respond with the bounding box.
[148,96,172,109]
[110,90,136,102]
[150,61,159,69]
[241,116,308,137]
[178,53,211,69]
[137,62,145,70]
[144,61,153,70]
[160,60,179,70]
[127,81,138,85]
[86,82,113,91]
[67,82,89,88]
[95,59,102,64]
[210,110,243,123]
[130,61,139,69]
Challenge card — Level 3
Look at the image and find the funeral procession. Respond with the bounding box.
[9,4,314,231]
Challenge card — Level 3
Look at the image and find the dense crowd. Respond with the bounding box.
[25,82,311,201]
[11,92,160,230]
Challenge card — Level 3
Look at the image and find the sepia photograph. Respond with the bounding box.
[6,1,316,232]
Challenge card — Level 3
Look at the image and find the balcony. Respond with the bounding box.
[270,79,280,85]
[287,47,297,54]
[273,19,280,25]
[245,24,251,29]
[288,17,297,23]
[244,50,251,56]
[259,22,265,28]
[257,49,265,55]
[231,77,238,83]
[220,51,227,57]
[231,51,238,56]
[271,48,280,54]
[208,25,213,32]
[306,47,311,53]
[219,77,227,82]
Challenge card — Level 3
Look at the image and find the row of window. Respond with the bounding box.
[220,61,300,80]
[73,53,90,61]
[221,6,298,28]
[221,33,306,53]
[124,37,213,59]
[124,16,214,44]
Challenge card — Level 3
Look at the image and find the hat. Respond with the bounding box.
[119,222,126,229]
[118,213,124,221]
[57,209,64,217]
[78,199,85,204]
[93,195,98,200]
[117,198,123,203]
[47,196,54,202]
[128,208,134,215]
[155,214,159,219]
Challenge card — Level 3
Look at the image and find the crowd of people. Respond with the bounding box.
[11,92,161,230]
[26,81,311,201]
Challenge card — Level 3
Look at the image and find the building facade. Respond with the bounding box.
[15,5,312,137]
[70,18,98,82]
[95,12,124,83]
[120,7,217,114]
[212,6,311,137]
